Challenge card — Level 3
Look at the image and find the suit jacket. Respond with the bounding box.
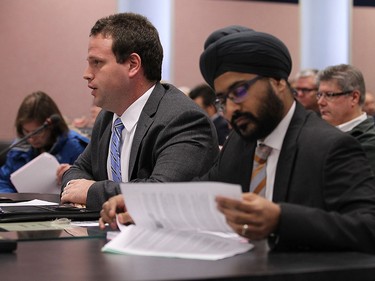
[348,116,375,173]
[212,114,230,145]
[62,83,219,210]
[201,102,375,253]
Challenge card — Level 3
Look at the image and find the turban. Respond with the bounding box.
[200,25,292,88]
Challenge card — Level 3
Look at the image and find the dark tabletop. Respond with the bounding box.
[1,238,375,281]
[1,193,375,281]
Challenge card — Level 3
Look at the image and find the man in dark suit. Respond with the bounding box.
[60,13,219,210]
[199,26,375,253]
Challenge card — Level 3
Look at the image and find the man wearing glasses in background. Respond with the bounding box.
[317,64,375,173]
[293,69,320,115]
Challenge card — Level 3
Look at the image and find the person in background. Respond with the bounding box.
[317,64,375,173]
[363,91,375,118]
[71,103,101,138]
[60,13,219,210]
[189,84,230,146]
[178,86,191,96]
[293,68,320,114]
[57,104,102,183]
[0,91,89,193]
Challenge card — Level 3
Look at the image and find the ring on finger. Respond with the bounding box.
[241,224,249,236]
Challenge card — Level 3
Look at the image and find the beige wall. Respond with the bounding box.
[0,0,117,140]
[352,6,375,94]
[173,0,299,89]
[0,0,374,140]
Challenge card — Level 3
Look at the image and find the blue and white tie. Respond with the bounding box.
[110,118,125,182]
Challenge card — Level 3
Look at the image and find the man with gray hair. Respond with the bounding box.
[317,64,375,172]
[293,68,319,114]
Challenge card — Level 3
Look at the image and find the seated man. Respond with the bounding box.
[293,68,320,115]
[189,84,231,146]
[317,64,375,173]
[100,26,375,254]
[60,13,219,210]
[363,91,375,118]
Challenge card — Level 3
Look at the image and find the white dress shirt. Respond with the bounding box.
[259,101,296,201]
[336,112,367,132]
[107,85,155,182]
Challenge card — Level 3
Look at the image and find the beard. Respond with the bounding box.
[230,83,284,142]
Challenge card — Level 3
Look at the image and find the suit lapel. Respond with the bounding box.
[128,83,165,178]
[272,103,307,202]
[91,111,114,180]
[99,123,112,179]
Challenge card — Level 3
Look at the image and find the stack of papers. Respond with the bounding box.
[102,182,253,260]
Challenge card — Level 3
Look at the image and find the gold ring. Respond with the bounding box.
[241,224,249,236]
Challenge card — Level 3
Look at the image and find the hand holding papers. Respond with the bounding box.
[102,182,253,260]
[10,152,60,194]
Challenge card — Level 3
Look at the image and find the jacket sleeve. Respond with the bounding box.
[61,112,120,210]
[274,134,375,253]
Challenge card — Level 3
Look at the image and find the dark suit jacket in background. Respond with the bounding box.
[62,83,219,210]
[212,114,230,146]
[201,102,375,253]
[348,116,375,173]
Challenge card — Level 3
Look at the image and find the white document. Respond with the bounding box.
[0,199,58,207]
[102,182,253,260]
[10,152,60,194]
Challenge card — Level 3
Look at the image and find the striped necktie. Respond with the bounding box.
[249,144,272,196]
[110,118,125,183]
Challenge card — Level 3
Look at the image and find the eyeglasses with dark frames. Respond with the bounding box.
[215,76,263,111]
[316,91,353,101]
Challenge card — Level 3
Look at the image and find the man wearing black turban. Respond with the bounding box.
[199,26,375,253]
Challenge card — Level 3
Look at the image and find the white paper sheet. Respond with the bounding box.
[0,199,58,207]
[10,152,60,194]
[102,225,253,260]
[102,182,253,260]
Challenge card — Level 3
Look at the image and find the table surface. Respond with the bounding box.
[1,193,375,281]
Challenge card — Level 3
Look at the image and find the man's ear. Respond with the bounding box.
[351,90,361,105]
[277,79,288,91]
[270,78,288,92]
[127,53,141,78]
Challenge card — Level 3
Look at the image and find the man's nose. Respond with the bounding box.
[83,67,93,81]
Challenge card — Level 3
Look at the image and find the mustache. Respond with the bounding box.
[231,111,258,125]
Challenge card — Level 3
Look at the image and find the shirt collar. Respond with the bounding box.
[113,85,155,132]
[336,112,367,132]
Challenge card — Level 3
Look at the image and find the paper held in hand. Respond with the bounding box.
[10,152,60,194]
[101,182,254,260]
